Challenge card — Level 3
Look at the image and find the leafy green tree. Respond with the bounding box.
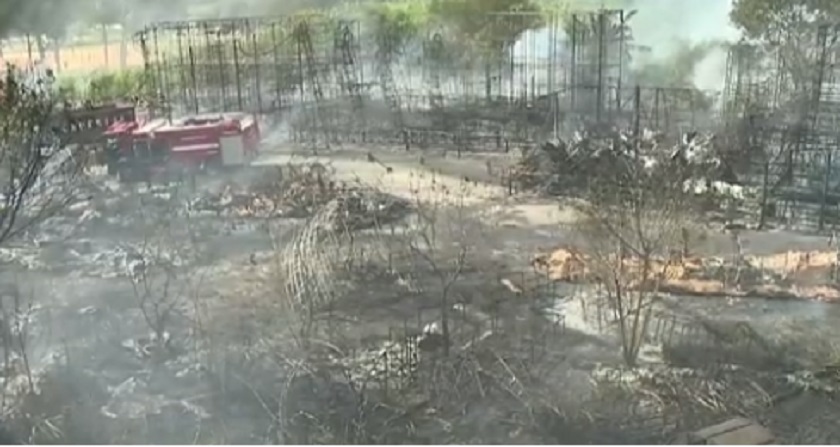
[368,1,431,54]
[86,69,145,102]
[730,0,840,39]
[731,0,840,108]
[429,0,544,55]
[55,76,80,102]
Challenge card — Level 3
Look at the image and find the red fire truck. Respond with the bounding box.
[105,112,261,183]
[102,119,141,175]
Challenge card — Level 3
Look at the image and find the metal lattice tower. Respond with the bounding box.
[294,20,330,145]
[566,9,630,125]
[374,21,405,133]
[812,25,840,134]
[335,20,365,131]
[424,32,445,112]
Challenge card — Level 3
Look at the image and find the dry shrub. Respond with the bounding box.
[2,365,115,444]
[273,186,410,343]
[253,163,339,217]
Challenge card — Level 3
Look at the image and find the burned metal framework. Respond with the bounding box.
[564,9,629,124]
[722,24,840,231]
[137,12,561,147]
[136,17,361,124]
[137,9,714,151]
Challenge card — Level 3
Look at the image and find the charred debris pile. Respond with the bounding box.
[510,129,743,203]
[189,164,410,227]
[42,162,410,231]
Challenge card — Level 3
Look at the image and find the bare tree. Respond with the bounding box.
[403,172,480,356]
[0,67,82,444]
[0,283,35,402]
[573,155,698,367]
[0,65,79,247]
[127,189,201,357]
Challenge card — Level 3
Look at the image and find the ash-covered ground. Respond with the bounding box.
[1,145,839,444]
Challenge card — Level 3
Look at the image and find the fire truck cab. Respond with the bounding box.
[108,112,261,183]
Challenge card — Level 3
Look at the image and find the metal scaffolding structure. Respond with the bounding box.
[564,9,629,124]
[136,17,361,119]
[136,9,717,150]
[721,24,840,231]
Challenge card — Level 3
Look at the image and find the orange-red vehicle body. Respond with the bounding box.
[105,113,261,182]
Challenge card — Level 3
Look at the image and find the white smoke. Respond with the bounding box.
[627,0,741,92]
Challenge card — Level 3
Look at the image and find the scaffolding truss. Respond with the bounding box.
[721,23,840,231]
[137,9,716,150]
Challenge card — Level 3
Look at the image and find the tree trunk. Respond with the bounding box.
[441,286,450,356]
[36,36,46,63]
[53,41,61,73]
[120,25,128,69]
[25,34,33,65]
[101,24,110,68]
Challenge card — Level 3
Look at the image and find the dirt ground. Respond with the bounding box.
[255,144,838,258]
[1,141,838,443]
[256,146,578,226]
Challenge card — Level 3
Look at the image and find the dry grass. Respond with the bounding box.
[747,250,838,279]
[533,247,840,302]
[1,43,144,72]
[531,246,692,284]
